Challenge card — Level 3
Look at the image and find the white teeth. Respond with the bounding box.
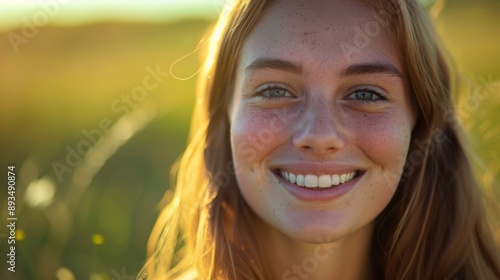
[340,174,346,184]
[279,170,357,189]
[318,175,332,188]
[332,174,340,185]
[296,174,305,186]
[304,175,318,188]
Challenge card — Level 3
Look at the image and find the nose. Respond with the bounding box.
[292,102,346,155]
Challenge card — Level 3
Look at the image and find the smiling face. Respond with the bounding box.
[229,0,416,243]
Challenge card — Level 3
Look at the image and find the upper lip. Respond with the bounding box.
[270,162,363,175]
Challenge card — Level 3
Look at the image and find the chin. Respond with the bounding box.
[275,222,350,245]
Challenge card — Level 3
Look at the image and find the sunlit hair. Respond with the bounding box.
[141,0,500,279]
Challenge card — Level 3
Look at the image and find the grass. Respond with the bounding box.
[0,1,498,278]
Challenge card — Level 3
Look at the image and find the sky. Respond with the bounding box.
[0,0,224,31]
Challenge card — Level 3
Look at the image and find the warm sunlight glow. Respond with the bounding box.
[0,0,222,31]
[24,176,56,208]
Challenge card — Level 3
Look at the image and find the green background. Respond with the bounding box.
[0,0,499,279]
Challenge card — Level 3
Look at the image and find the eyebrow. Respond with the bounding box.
[244,58,303,75]
[244,58,402,79]
[340,62,403,78]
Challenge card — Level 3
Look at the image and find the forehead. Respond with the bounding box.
[239,0,402,74]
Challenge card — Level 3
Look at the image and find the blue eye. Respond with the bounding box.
[256,84,292,99]
[265,88,288,98]
[348,88,384,102]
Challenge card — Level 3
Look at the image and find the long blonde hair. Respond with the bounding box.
[142,0,500,279]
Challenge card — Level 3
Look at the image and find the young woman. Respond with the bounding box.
[142,0,500,279]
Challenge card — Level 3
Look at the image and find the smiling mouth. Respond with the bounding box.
[276,169,361,189]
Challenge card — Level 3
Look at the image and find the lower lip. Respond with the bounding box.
[274,171,361,202]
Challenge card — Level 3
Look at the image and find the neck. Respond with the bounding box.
[256,220,377,280]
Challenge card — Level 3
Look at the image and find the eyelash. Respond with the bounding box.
[253,84,387,103]
[347,87,387,103]
[255,84,293,100]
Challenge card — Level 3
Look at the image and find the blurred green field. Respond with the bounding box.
[0,19,210,280]
[0,1,499,279]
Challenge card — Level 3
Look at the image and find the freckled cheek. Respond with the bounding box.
[230,110,285,208]
[348,114,411,168]
[231,109,288,164]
